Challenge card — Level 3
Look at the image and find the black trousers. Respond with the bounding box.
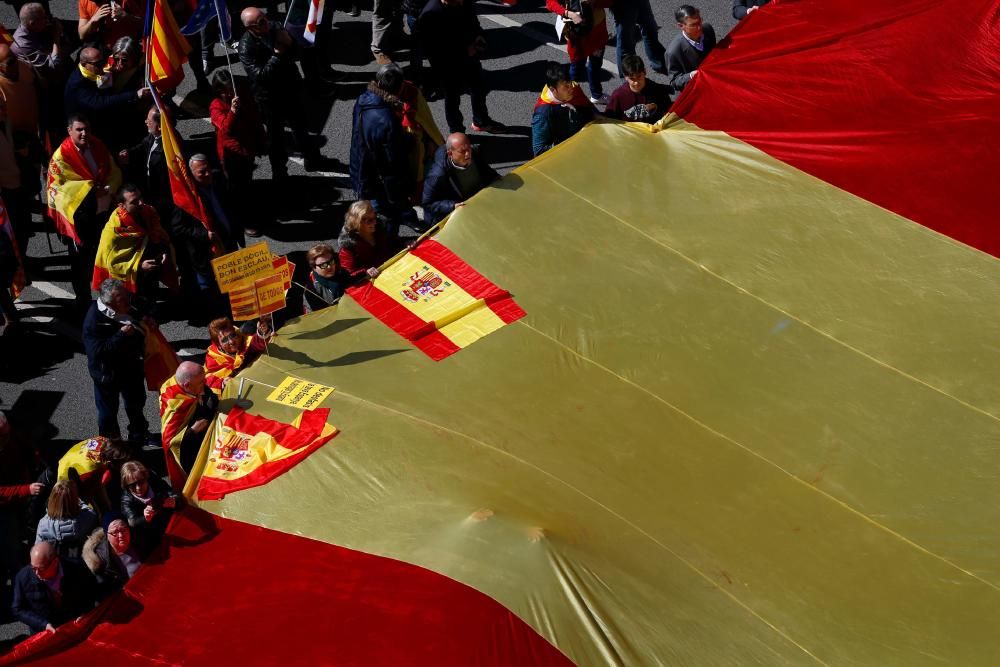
[93,374,148,442]
[258,88,319,177]
[436,57,490,134]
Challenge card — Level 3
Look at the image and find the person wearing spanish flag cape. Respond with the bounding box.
[91,184,178,300]
[46,113,122,305]
[159,361,219,488]
[203,316,272,396]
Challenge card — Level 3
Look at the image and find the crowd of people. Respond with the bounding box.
[0,0,762,644]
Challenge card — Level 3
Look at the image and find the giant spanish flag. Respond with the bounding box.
[11,1,1000,665]
[347,239,525,360]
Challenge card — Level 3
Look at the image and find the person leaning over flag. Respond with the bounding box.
[159,360,219,487]
[47,114,123,305]
[531,62,596,157]
[203,316,271,395]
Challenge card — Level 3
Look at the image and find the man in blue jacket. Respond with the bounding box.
[349,63,418,236]
[63,47,149,151]
[421,132,498,225]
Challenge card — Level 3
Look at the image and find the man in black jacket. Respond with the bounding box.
[238,6,323,180]
[82,278,151,443]
[117,107,172,222]
[12,541,98,635]
[666,5,717,94]
[421,132,498,225]
[417,0,503,135]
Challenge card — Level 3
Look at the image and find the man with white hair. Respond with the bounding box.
[159,360,219,486]
[170,154,242,297]
[82,278,155,444]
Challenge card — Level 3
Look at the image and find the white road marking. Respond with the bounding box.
[29,280,76,301]
[480,13,620,77]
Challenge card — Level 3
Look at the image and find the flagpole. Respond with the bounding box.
[212,0,237,83]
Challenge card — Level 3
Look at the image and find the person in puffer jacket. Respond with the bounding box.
[34,480,98,563]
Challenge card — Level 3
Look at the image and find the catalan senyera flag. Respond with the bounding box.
[46,136,121,244]
[148,85,221,256]
[347,239,525,360]
[144,0,190,91]
[91,204,177,293]
[195,406,337,501]
[0,196,25,299]
[159,375,202,488]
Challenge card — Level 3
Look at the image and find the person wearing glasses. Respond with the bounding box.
[83,513,142,597]
[203,316,272,395]
[303,243,352,313]
[119,460,179,557]
[64,46,150,151]
[12,541,98,635]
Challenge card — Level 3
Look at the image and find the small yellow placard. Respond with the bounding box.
[211,243,274,293]
[266,377,335,410]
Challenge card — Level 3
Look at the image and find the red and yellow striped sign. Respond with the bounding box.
[347,240,525,360]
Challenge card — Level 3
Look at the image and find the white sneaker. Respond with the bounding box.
[589,93,610,105]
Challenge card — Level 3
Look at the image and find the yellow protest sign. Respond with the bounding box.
[266,377,335,409]
[211,243,274,293]
[255,272,286,316]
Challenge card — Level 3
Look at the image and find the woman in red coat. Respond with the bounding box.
[546,0,613,104]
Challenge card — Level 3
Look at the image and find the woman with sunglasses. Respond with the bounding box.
[303,243,353,313]
[119,461,179,557]
[204,316,272,395]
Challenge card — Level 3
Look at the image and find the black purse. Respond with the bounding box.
[562,0,594,40]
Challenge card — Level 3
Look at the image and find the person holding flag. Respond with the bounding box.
[91,183,178,299]
[46,114,123,305]
[159,361,218,488]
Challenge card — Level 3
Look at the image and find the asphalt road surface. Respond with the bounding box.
[0,0,738,645]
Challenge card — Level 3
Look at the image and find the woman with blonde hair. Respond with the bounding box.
[35,480,98,561]
[120,461,180,557]
[337,200,404,280]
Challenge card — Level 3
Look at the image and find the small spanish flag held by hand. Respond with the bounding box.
[196,407,338,501]
[347,240,526,361]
